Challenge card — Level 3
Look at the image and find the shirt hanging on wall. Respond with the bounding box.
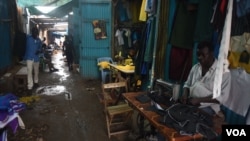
[221,68,250,117]
[115,29,124,46]
[139,0,147,21]
[228,32,250,73]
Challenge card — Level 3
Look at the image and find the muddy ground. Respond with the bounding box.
[4,50,142,141]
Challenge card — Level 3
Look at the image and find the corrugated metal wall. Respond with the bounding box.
[79,0,112,79]
[0,0,12,71]
[68,14,74,36]
[73,7,80,64]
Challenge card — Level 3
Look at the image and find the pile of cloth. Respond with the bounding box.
[0,93,26,141]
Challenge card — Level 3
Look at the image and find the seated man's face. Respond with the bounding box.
[197,47,213,67]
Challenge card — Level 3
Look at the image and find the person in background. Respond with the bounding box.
[42,43,59,72]
[24,27,42,95]
[42,37,46,44]
[63,35,74,71]
[179,41,231,116]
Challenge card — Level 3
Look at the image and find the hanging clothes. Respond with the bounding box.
[235,0,250,18]
[115,29,124,46]
[134,40,149,87]
[116,0,129,22]
[139,0,147,21]
[221,68,250,117]
[228,32,250,73]
[137,16,156,81]
[123,28,132,48]
[212,31,219,58]
[129,0,142,23]
[213,0,233,99]
[134,19,150,78]
[144,16,156,62]
[193,0,214,42]
[145,0,157,16]
[211,0,228,35]
[169,0,198,49]
[168,46,193,82]
[231,0,250,36]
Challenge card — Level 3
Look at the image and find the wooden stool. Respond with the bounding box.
[14,67,27,91]
[105,103,133,138]
[101,81,134,138]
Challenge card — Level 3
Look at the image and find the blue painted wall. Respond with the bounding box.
[79,0,112,79]
[73,7,80,64]
[0,0,12,71]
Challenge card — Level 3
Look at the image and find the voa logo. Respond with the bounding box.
[226,129,247,136]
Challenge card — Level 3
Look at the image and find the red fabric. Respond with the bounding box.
[220,0,227,13]
[169,46,193,82]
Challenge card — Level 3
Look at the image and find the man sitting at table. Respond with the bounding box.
[179,41,231,116]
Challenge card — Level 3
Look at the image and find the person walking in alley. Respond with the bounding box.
[42,43,59,72]
[63,35,74,71]
[24,27,42,95]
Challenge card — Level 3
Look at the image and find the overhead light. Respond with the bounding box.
[53,31,67,35]
[36,15,50,18]
[54,22,68,27]
[35,6,57,14]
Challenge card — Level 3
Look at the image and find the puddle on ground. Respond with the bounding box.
[36,85,72,100]
[50,50,70,81]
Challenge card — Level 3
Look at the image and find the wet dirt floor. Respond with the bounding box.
[7,50,141,141]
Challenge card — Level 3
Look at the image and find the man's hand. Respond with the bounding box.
[187,98,201,106]
[180,88,189,104]
[180,95,188,104]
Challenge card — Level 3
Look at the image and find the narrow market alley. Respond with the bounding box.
[7,50,135,141]
[3,1,249,141]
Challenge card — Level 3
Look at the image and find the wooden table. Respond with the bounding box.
[109,63,135,90]
[109,64,134,74]
[122,92,223,141]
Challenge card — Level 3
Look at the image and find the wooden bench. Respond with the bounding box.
[14,67,27,91]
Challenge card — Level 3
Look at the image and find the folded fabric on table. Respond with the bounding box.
[136,94,151,103]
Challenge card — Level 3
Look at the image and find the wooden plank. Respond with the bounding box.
[103,81,127,89]
[16,67,27,75]
[107,104,133,115]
